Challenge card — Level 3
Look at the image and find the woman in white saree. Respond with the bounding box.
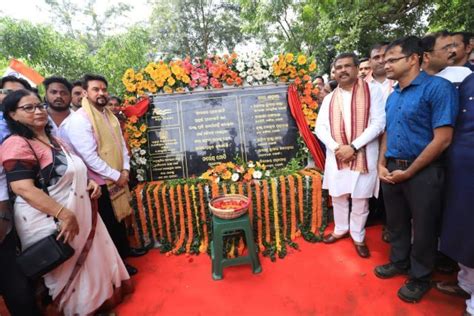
[1,89,132,315]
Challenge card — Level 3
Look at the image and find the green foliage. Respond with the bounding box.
[0,17,93,80]
[239,0,472,73]
[148,0,246,58]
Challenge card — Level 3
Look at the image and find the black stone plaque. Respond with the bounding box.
[146,85,299,180]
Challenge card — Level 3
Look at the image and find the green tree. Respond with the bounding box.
[93,26,152,95]
[148,0,246,58]
[43,0,132,52]
[0,17,93,80]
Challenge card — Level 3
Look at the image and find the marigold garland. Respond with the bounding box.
[255,183,265,251]
[145,185,158,241]
[279,176,288,239]
[161,184,172,242]
[197,184,209,253]
[271,178,282,253]
[129,171,326,260]
[262,180,271,244]
[152,183,164,239]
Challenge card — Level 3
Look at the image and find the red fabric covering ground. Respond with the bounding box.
[0,224,464,315]
[115,224,464,316]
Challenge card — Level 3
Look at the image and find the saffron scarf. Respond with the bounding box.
[329,78,370,173]
[81,98,132,221]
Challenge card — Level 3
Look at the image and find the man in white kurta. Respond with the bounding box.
[315,53,385,258]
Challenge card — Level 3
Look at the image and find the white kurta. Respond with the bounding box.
[63,109,130,182]
[315,83,385,198]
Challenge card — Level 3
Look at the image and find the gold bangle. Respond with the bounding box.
[55,206,65,218]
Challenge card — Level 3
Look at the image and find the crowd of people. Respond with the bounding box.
[316,31,473,314]
[0,30,472,315]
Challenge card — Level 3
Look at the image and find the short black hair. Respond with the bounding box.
[334,52,360,66]
[43,76,72,93]
[420,30,451,52]
[369,42,390,57]
[108,95,122,104]
[0,75,32,90]
[328,80,338,91]
[72,80,83,88]
[82,74,108,89]
[2,89,51,139]
[314,75,324,83]
[451,31,471,46]
[386,36,424,65]
[359,57,369,64]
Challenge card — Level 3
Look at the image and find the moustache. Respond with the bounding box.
[448,52,456,59]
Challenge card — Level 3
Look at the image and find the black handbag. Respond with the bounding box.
[16,232,74,279]
[15,138,75,279]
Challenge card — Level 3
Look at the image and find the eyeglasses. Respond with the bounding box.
[17,103,48,113]
[0,89,13,95]
[383,55,410,65]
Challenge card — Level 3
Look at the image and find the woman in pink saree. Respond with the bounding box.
[1,89,132,315]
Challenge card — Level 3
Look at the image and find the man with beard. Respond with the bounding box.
[0,76,39,315]
[44,76,73,139]
[375,36,458,303]
[451,32,474,71]
[421,31,471,86]
[65,74,145,276]
[358,57,371,79]
[315,52,385,258]
[71,80,84,111]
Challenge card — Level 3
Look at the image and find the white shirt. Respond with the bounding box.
[436,66,472,85]
[366,77,395,104]
[49,111,72,141]
[63,108,130,182]
[315,82,385,198]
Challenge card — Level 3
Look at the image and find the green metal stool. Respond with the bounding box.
[211,213,262,280]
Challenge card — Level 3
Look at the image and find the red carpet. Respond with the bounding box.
[0,224,465,315]
[116,224,464,316]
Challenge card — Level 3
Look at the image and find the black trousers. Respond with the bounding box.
[0,230,39,316]
[382,160,444,281]
[98,185,130,258]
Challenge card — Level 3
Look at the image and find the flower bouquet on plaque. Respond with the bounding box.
[199,159,271,183]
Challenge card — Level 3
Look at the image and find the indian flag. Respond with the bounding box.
[3,59,44,87]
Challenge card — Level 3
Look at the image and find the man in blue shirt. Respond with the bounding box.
[374,36,459,303]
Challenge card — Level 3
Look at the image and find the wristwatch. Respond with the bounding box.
[350,144,358,153]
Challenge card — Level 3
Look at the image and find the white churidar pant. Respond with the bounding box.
[458,263,474,315]
[332,194,369,243]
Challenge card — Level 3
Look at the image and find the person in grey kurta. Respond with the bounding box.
[437,73,474,316]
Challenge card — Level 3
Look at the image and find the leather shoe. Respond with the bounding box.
[323,233,348,244]
[125,263,138,276]
[354,243,370,258]
[435,281,470,299]
[128,247,148,258]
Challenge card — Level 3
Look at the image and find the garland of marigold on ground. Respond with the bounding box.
[128,169,327,261]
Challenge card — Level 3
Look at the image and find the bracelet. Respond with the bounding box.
[350,144,358,153]
[55,206,65,218]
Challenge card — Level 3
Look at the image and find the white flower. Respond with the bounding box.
[246,61,254,68]
[236,62,245,72]
[262,70,270,78]
[239,71,247,78]
[246,76,254,83]
[248,162,255,168]
[265,170,271,177]
[231,173,240,182]
[252,170,262,179]
[140,149,146,155]
[137,174,144,182]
